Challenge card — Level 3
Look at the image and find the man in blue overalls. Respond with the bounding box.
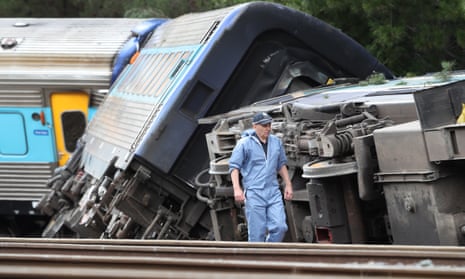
[229,112,293,242]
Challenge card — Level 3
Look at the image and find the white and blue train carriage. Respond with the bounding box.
[0,17,163,236]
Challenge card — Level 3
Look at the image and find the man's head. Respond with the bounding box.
[252,112,272,125]
[252,112,272,141]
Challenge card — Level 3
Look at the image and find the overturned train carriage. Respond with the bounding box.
[39,2,395,240]
[204,73,465,245]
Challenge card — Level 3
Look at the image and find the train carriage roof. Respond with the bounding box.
[0,18,149,86]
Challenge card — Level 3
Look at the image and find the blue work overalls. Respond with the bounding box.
[229,130,288,242]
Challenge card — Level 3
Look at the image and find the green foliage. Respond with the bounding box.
[68,0,125,17]
[359,0,465,76]
[2,0,465,77]
[298,0,371,47]
[0,0,68,17]
[434,61,455,82]
[359,72,387,86]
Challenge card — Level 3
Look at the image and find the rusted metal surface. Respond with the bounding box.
[1,238,465,278]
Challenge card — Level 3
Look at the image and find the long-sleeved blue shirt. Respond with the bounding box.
[229,130,287,190]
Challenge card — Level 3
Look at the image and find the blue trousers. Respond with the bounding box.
[245,187,287,242]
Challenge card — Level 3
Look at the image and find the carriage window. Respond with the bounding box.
[180,81,213,118]
[0,112,27,155]
[61,111,86,152]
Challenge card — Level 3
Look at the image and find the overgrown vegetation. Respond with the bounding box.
[359,72,387,86]
[435,61,455,82]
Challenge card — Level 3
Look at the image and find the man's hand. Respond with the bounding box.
[284,182,293,201]
[234,186,245,203]
[278,165,293,201]
[231,168,245,203]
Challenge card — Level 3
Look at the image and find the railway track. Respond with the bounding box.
[1,238,465,278]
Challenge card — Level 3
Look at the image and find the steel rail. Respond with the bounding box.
[1,238,465,278]
[2,238,465,265]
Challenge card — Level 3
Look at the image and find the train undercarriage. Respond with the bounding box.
[38,74,465,245]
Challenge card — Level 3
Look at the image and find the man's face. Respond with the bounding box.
[253,122,271,141]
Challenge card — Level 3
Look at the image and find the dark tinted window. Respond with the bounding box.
[62,111,86,152]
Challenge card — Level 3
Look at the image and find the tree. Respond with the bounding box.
[361,0,465,76]
[2,0,465,76]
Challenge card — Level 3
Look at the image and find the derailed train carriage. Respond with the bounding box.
[38,1,391,239]
[0,18,162,236]
[203,73,465,245]
[38,2,465,245]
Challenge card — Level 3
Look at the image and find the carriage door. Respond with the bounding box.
[50,92,89,166]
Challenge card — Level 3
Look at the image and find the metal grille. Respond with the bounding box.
[0,163,54,200]
[88,96,153,149]
[87,49,193,150]
[0,89,43,107]
[89,89,108,107]
[118,50,192,96]
[146,6,232,47]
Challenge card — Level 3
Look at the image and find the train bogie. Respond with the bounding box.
[204,74,465,245]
